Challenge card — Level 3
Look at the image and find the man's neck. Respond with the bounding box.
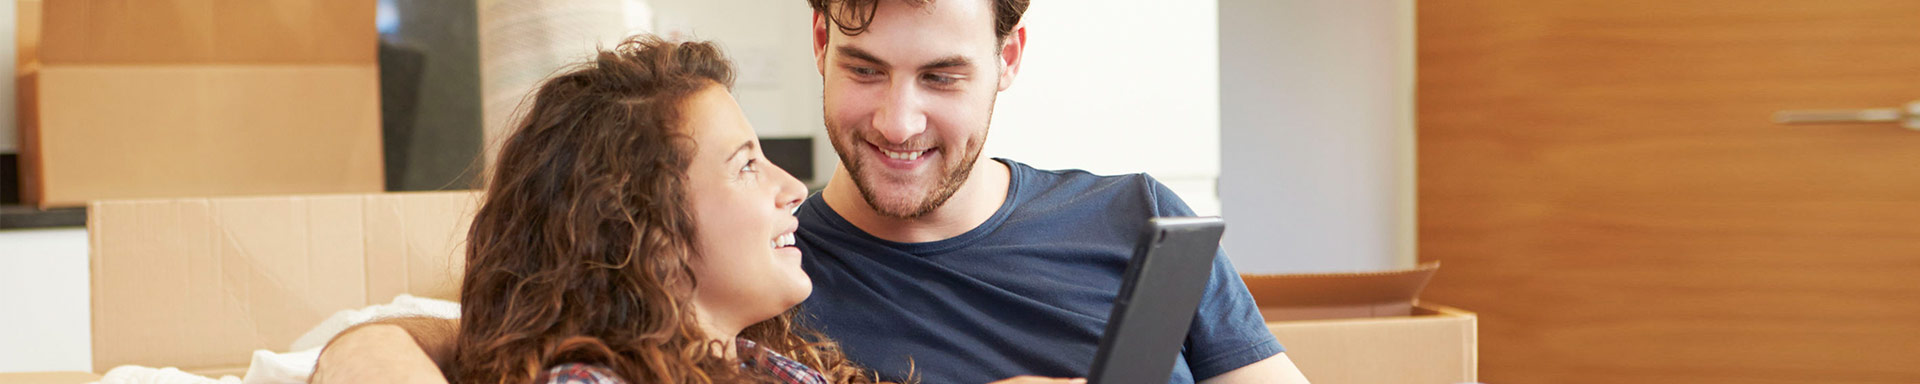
[822,157,1011,244]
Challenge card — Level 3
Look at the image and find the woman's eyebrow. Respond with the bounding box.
[727,140,757,161]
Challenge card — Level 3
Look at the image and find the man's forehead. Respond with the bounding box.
[826,0,997,44]
[826,5,998,67]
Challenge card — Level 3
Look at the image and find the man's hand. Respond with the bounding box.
[988,376,1086,384]
[308,317,457,384]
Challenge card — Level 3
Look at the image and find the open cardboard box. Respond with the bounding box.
[0,191,480,383]
[1245,263,1479,384]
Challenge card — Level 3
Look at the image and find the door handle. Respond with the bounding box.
[1774,100,1920,131]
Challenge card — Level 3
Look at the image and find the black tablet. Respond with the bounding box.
[1087,217,1226,384]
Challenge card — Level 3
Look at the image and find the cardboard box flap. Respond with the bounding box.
[1243,262,1440,321]
[40,0,375,65]
[89,192,478,371]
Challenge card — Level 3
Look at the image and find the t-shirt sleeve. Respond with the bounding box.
[1140,175,1285,381]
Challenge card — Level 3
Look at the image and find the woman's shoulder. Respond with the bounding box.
[543,363,629,384]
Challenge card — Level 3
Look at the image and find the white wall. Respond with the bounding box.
[985,0,1222,215]
[1218,0,1416,273]
[0,228,92,373]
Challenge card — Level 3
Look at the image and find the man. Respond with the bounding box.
[313,0,1309,382]
[791,0,1305,383]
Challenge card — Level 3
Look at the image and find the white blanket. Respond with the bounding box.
[93,294,461,384]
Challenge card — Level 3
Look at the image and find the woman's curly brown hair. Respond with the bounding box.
[452,35,887,384]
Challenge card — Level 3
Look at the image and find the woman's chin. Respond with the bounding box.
[780,277,815,308]
[749,287,812,327]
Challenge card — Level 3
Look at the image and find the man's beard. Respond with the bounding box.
[827,124,989,220]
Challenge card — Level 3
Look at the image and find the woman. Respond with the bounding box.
[451,35,1081,384]
[451,36,869,384]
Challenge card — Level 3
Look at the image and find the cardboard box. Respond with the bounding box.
[38,0,374,65]
[17,0,383,208]
[0,372,100,384]
[86,191,478,372]
[17,1,40,69]
[1245,263,1479,384]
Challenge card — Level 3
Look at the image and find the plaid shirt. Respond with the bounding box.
[542,338,829,384]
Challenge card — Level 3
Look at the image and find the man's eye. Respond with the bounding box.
[921,73,959,86]
[849,67,881,77]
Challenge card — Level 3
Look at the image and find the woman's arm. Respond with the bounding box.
[1198,352,1310,384]
[308,317,458,384]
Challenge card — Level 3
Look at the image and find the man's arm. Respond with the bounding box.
[1198,353,1310,384]
[307,316,457,384]
[1137,176,1304,383]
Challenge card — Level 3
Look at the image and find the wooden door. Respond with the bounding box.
[1418,1,1920,383]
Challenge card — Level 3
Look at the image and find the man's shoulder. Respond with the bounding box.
[1002,158,1199,219]
[1001,158,1160,198]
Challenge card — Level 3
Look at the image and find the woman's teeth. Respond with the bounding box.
[771,233,796,249]
[881,149,924,161]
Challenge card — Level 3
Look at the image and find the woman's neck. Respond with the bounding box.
[693,307,743,360]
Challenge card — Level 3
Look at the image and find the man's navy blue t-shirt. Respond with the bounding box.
[795,158,1282,384]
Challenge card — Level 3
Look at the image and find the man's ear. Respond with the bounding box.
[997,22,1027,92]
[813,12,831,76]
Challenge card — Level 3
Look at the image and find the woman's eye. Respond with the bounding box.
[740,159,759,174]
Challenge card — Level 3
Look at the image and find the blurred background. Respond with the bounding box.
[2,0,1917,383]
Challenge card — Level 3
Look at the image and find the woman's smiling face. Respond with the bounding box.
[680,84,813,335]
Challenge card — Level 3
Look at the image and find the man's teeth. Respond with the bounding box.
[771,233,796,249]
[881,149,924,161]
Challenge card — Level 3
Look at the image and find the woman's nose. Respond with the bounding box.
[769,162,807,212]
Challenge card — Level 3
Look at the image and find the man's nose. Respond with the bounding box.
[871,82,927,144]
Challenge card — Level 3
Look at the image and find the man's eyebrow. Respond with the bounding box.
[919,55,971,71]
[836,46,889,68]
[837,46,973,71]
[727,140,757,161]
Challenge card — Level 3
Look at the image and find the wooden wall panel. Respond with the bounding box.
[1418,1,1920,383]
